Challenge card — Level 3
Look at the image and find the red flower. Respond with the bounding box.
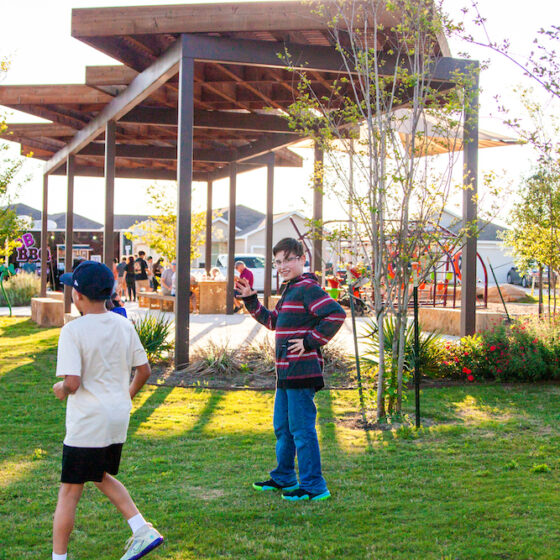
[496,368,502,373]
[467,374,475,382]
[464,352,469,356]
[462,367,472,374]
[454,357,459,363]
[490,345,497,351]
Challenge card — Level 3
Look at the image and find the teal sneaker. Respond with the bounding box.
[120,523,163,560]
[252,478,299,492]
[282,488,331,501]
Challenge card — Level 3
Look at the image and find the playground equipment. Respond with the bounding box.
[289,217,489,314]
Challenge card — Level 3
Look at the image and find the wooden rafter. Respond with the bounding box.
[214,63,284,111]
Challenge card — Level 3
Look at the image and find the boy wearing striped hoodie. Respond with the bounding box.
[235,238,346,501]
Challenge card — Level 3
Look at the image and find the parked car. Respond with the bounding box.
[506,266,530,287]
[215,253,277,292]
[528,267,558,287]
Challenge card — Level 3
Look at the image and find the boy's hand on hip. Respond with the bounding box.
[53,381,67,401]
[288,339,306,356]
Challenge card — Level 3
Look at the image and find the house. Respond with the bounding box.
[7,204,152,268]
[194,205,339,269]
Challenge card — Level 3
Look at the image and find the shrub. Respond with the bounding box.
[440,316,560,382]
[0,272,40,306]
[187,341,243,376]
[183,337,353,381]
[360,316,446,379]
[132,313,173,362]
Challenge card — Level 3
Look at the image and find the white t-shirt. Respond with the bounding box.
[56,312,148,448]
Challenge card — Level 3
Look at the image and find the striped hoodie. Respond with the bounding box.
[243,273,346,389]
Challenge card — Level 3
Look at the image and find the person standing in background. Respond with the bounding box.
[146,256,154,291]
[134,251,149,294]
[161,261,174,296]
[152,258,163,292]
[124,256,136,302]
[116,257,127,300]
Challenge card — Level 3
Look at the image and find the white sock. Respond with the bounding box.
[127,513,148,534]
[53,553,67,560]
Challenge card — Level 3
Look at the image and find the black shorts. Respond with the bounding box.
[61,443,123,484]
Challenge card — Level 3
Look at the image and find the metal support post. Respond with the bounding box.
[205,180,213,271]
[40,173,49,296]
[175,47,194,369]
[64,155,75,314]
[313,145,324,282]
[104,120,116,267]
[264,152,275,307]
[226,164,237,314]
[460,67,479,336]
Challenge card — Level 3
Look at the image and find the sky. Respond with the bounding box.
[1,0,559,225]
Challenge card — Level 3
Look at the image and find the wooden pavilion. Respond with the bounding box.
[0,1,480,368]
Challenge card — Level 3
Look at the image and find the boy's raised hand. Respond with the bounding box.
[235,276,256,298]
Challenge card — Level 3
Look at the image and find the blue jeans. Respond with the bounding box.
[270,388,327,494]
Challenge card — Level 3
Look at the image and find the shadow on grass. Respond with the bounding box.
[184,390,226,436]
[128,384,175,436]
[0,317,56,338]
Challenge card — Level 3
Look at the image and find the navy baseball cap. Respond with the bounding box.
[60,260,114,301]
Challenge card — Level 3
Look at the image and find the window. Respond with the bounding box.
[239,256,265,269]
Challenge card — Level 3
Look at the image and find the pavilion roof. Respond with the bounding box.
[0,1,453,181]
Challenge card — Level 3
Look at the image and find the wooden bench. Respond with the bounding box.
[31,297,64,327]
[138,292,176,312]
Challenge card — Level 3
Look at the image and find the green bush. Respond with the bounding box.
[440,316,560,382]
[132,313,173,362]
[361,316,446,379]
[0,272,41,306]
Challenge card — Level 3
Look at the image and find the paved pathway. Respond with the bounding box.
[1,303,458,354]
[0,302,371,353]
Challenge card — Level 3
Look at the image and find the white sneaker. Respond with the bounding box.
[120,523,164,560]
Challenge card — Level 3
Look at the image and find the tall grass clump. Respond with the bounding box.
[132,313,173,362]
[186,341,243,376]
[0,272,40,306]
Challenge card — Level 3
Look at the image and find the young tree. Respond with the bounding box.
[501,167,560,317]
[126,182,215,263]
[285,0,489,420]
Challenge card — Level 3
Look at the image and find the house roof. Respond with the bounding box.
[442,208,509,242]
[235,210,306,237]
[114,214,152,230]
[215,204,265,232]
[9,204,152,232]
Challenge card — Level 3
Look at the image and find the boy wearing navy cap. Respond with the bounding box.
[52,261,163,560]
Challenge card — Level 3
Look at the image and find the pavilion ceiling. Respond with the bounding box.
[0,1,453,181]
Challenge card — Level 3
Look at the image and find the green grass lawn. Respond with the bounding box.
[1,317,560,560]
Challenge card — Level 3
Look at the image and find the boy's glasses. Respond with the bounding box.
[273,256,301,269]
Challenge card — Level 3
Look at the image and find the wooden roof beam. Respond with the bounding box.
[9,104,87,130]
[214,63,284,111]
[44,37,182,174]
[1,123,76,137]
[0,84,112,105]
[121,107,296,133]
[179,33,472,82]
[79,143,237,163]
[71,2,347,37]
